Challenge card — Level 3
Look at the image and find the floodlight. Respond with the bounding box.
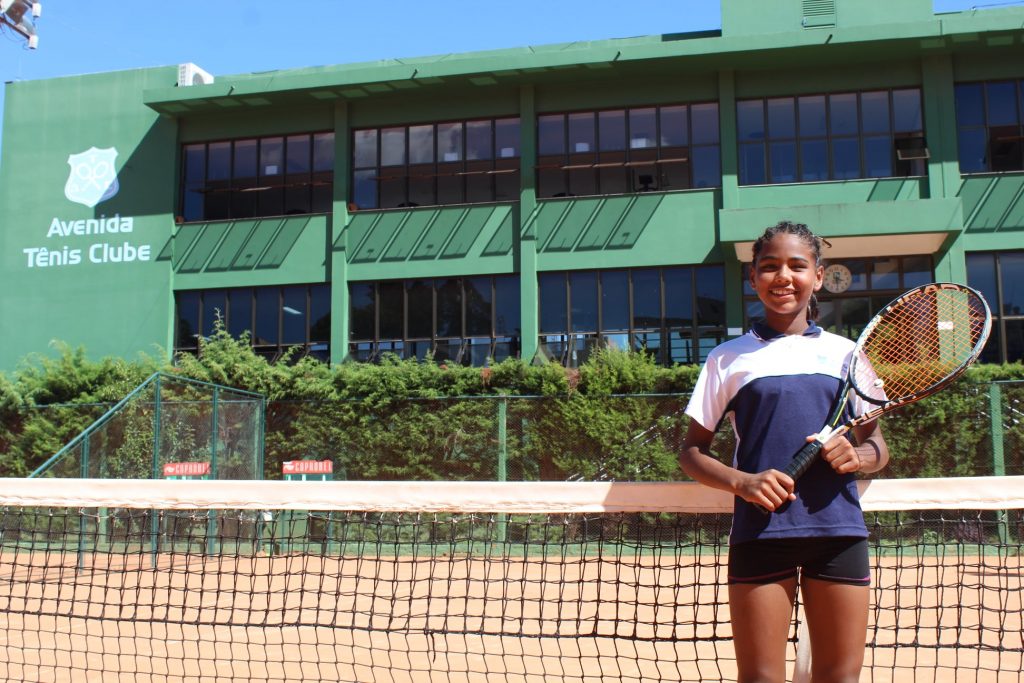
[1,0,39,48]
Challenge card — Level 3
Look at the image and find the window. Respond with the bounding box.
[536,103,721,198]
[738,89,926,185]
[967,252,1024,363]
[537,265,726,366]
[180,133,334,222]
[352,118,520,210]
[742,255,933,340]
[955,80,1024,173]
[348,275,521,365]
[175,284,331,362]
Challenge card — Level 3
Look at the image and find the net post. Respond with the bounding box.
[497,395,508,544]
[989,382,1009,545]
[793,603,812,683]
[208,386,220,554]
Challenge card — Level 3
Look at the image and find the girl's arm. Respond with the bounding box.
[680,420,797,511]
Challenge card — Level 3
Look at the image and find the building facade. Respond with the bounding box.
[1,0,1022,372]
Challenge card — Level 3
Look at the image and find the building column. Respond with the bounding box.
[518,85,539,361]
[718,70,745,337]
[330,101,351,365]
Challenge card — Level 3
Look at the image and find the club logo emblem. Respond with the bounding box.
[65,147,120,208]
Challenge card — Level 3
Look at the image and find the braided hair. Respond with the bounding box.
[751,221,826,322]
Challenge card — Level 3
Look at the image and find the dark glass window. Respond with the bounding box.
[351,117,520,210]
[174,284,330,362]
[536,102,720,198]
[179,133,334,222]
[738,89,926,185]
[348,275,520,366]
[955,80,1024,173]
[967,251,1024,363]
[537,265,725,366]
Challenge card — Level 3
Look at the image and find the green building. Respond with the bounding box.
[1,0,1022,372]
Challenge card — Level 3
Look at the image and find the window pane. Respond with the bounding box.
[800,139,828,181]
[176,291,201,348]
[409,125,434,164]
[599,110,626,152]
[629,108,657,150]
[538,115,565,155]
[310,285,331,342]
[353,170,377,209]
[202,290,226,337]
[569,271,598,332]
[286,135,311,173]
[632,268,661,329]
[601,270,629,331]
[354,130,378,167]
[349,283,375,340]
[438,123,463,162]
[539,273,567,333]
[254,288,279,346]
[182,145,205,221]
[966,254,997,311]
[739,143,766,184]
[313,133,334,172]
[691,103,719,144]
[494,275,521,337]
[281,286,307,345]
[902,255,932,289]
[769,141,797,183]
[1000,252,1024,315]
[986,81,1019,127]
[958,128,988,173]
[260,138,283,177]
[1006,319,1024,363]
[954,83,985,127]
[466,121,492,161]
[871,257,899,290]
[692,146,720,188]
[208,142,231,181]
[465,276,492,336]
[864,136,892,177]
[660,105,688,146]
[798,95,827,137]
[664,267,693,327]
[568,112,595,154]
[436,278,462,337]
[737,100,765,142]
[407,280,433,338]
[495,118,520,159]
[227,288,253,338]
[695,267,725,326]
[767,97,796,138]
[380,128,406,166]
[379,281,404,339]
[829,93,859,136]
[831,137,861,179]
[892,89,923,133]
[860,91,890,134]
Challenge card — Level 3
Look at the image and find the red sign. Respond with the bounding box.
[282,460,333,475]
[163,462,211,477]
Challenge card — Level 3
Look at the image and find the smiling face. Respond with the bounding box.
[750,232,824,335]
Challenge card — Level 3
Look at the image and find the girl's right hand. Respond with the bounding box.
[737,470,795,511]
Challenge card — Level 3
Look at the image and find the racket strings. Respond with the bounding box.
[853,290,987,400]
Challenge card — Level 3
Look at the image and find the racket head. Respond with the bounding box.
[847,282,991,407]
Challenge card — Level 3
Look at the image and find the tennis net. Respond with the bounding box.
[0,477,1021,682]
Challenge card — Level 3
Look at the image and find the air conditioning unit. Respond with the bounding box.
[177,63,214,87]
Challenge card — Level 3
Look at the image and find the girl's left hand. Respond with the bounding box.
[816,435,862,474]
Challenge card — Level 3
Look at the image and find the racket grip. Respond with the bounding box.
[754,437,827,515]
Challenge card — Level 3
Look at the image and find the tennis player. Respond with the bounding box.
[680,221,889,683]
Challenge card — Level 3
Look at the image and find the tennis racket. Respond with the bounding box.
[760,282,991,512]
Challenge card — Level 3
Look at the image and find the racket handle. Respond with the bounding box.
[755,427,833,514]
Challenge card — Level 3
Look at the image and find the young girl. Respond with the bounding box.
[681,221,889,683]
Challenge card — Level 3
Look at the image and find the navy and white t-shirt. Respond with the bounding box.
[685,321,869,545]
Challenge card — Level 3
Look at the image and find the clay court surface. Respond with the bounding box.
[0,550,1020,683]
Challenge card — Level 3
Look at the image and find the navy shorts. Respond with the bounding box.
[728,537,870,586]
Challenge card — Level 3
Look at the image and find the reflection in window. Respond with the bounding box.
[537,103,720,198]
[352,118,521,210]
[175,284,331,362]
[967,251,1024,363]
[348,275,521,366]
[180,133,334,222]
[738,89,926,185]
[955,80,1024,173]
[537,265,726,366]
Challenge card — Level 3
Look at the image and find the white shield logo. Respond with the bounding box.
[65,147,120,208]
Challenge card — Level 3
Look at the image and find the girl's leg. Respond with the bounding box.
[729,577,797,683]
[800,578,870,683]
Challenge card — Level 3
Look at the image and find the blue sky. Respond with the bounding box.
[0,1,998,157]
